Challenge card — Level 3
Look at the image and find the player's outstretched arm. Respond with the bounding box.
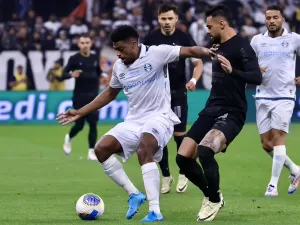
[179,46,216,59]
[56,87,122,125]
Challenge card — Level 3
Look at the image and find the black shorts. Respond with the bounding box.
[186,110,245,151]
[171,90,188,133]
[73,96,98,124]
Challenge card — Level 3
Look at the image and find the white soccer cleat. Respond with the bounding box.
[63,134,71,155]
[288,168,300,194]
[218,191,225,209]
[265,184,278,197]
[196,198,222,222]
[88,149,98,161]
[176,174,188,193]
[161,176,174,194]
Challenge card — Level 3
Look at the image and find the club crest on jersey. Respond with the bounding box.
[144,63,152,72]
[282,41,289,48]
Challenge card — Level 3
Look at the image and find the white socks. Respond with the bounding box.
[100,155,139,196]
[141,162,160,214]
[267,150,299,175]
[269,145,286,187]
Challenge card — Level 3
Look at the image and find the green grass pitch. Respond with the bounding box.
[1,124,300,225]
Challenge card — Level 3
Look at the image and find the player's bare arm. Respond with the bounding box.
[186,59,203,91]
[180,46,216,59]
[57,86,122,125]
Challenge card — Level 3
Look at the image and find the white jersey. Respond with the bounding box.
[250,29,300,99]
[110,44,181,124]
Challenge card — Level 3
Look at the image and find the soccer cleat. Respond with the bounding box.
[218,191,225,209]
[265,184,278,197]
[140,211,164,222]
[288,168,300,194]
[88,149,98,161]
[161,176,174,194]
[176,174,188,193]
[63,134,71,155]
[126,192,146,220]
[197,199,222,222]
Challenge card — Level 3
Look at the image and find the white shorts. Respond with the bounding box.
[256,99,295,134]
[102,114,174,162]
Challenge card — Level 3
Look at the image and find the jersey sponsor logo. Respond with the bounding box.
[281,41,289,48]
[119,73,126,79]
[123,73,159,91]
[144,63,152,72]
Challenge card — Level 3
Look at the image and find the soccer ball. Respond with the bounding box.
[76,193,105,220]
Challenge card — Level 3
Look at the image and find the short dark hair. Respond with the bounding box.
[158,4,178,15]
[205,5,233,27]
[266,5,283,15]
[110,25,139,43]
[79,34,90,39]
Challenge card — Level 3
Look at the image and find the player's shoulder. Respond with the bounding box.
[147,29,161,37]
[112,59,124,73]
[288,31,300,39]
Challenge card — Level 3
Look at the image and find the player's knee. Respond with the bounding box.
[261,140,272,152]
[271,130,286,146]
[198,145,215,164]
[137,136,158,165]
[94,140,114,163]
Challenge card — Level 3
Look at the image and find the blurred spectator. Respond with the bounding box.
[17,27,30,52]
[55,30,70,51]
[69,18,88,36]
[30,31,42,50]
[44,14,61,35]
[9,65,29,91]
[189,16,209,46]
[34,16,47,38]
[241,17,258,39]
[100,12,113,32]
[7,13,20,28]
[2,27,18,50]
[43,32,55,50]
[56,17,70,38]
[26,9,36,29]
[128,6,143,27]
[112,9,131,30]
[46,60,65,90]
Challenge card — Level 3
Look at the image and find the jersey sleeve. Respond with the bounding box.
[231,41,262,85]
[250,35,258,54]
[109,63,123,89]
[153,45,181,64]
[293,33,300,55]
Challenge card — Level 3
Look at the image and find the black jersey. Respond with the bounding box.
[200,35,262,119]
[61,52,101,98]
[144,29,197,90]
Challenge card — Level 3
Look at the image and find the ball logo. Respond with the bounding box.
[144,63,152,72]
[83,194,101,206]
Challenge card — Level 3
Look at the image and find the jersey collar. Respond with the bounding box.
[139,44,146,59]
[264,28,288,37]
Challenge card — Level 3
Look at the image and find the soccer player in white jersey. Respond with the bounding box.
[250,5,300,197]
[57,25,214,222]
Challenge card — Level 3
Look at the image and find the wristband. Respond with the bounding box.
[190,78,197,85]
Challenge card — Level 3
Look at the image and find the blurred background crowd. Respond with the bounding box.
[1,0,300,91]
[1,0,300,52]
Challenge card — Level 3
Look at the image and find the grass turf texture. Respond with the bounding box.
[1,124,300,225]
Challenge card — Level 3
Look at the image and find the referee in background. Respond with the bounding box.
[144,4,203,194]
[60,34,102,160]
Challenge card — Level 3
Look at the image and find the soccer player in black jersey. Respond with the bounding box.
[144,4,203,194]
[60,35,102,160]
[176,5,262,222]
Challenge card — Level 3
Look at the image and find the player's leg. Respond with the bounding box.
[173,98,189,193]
[95,122,146,220]
[86,111,98,161]
[64,117,85,154]
[137,115,174,222]
[159,145,173,194]
[197,114,243,222]
[63,98,85,154]
[269,100,300,195]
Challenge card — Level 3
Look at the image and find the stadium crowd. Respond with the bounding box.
[1,0,300,53]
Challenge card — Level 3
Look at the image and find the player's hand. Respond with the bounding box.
[186,80,196,91]
[217,55,232,74]
[72,70,82,78]
[260,67,268,73]
[295,77,300,85]
[56,109,80,126]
